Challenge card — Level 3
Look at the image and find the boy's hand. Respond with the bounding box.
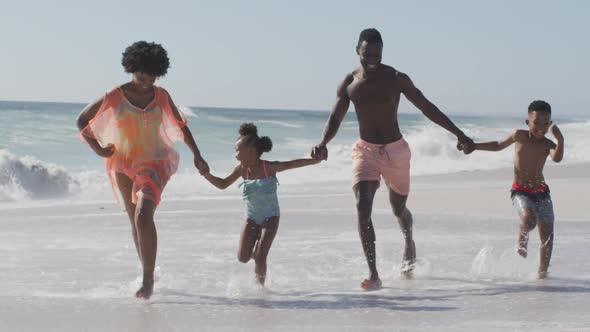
[96,144,115,158]
[551,124,563,141]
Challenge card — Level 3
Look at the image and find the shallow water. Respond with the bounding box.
[1,193,588,331]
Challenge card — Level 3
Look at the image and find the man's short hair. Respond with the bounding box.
[357,28,383,48]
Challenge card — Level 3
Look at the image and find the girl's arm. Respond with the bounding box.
[77,98,115,158]
[269,158,321,173]
[203,165,242,190]
[474,131,516,152]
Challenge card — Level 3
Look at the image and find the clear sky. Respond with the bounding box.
[1,0,588,115]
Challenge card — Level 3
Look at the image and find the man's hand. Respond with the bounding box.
[95,144,115,158]
[311,144,328,161]
[194,155,209,175]
[551,124,563,142]
[457,134,475,155]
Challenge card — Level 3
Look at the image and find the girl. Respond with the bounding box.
[77,41,209,299]
[201,123,321,285]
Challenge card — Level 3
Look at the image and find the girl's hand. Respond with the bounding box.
[550,124,563,141]
[96,144,115,158]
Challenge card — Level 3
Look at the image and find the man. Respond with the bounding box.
[312,28,474,290]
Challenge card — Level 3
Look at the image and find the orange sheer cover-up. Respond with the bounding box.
[81,86,187,206]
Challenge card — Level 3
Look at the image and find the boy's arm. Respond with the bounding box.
[474,130,516,151]
[77,98,115,158]
[399,72,474,153]
[269,159,321,173]
[549,124,564,162]
[203,165,242,190]
[313,74,353,159]
[163,89,208,172]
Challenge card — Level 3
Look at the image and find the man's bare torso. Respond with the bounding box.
[346,65,404,144]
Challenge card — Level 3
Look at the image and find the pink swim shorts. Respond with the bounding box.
[351,138,411,195]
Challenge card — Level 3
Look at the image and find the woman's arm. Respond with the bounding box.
[163,89,208,172]
[76,98,115,158]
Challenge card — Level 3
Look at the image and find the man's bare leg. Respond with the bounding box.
[252,217,279,285]
[389,189,416,278]
[537,220,554,279]
[517,209,536,258]
[134,196,157,299]
[354,181,382,290]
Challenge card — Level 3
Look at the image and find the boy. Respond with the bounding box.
[473,100,564,279]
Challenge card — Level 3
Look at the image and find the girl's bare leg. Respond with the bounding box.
[252,217,279,285]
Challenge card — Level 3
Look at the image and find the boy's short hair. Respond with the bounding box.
[357,28,383,48]
[121,41,170,77]
[528,100,551,114]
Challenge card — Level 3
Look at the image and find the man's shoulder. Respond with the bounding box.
[380,65,408,79]
[339,71,356,89]
[349,68,362,80]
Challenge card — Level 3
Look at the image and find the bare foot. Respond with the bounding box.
[517,246,528,258]
[360,278,382,291]
[538,271,548,279]
[255,273,266,286]
[135,280,154,300]
[401,240,416,278]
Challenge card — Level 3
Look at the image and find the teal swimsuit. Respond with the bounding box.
[239,161,280,225]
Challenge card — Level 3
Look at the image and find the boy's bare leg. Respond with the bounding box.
[354,181,382,290]
[115,173,140,259]
[537,220,554,279]
[134,196,157,299]
[238,220,261,263]
[252,217,279,285]
[389,189,416,278]
[517,209,536,258]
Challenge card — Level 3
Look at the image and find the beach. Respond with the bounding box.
[1,162,588,331]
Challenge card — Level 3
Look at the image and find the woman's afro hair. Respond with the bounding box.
[121,41,170,77]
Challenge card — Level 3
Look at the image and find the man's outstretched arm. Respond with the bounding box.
[399,72,474,153]
[313,74,354,159]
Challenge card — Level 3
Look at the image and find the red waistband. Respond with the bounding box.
[511,182,548,193]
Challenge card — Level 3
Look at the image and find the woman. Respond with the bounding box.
[77,41,208,299]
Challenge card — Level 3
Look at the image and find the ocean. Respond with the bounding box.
[0,100,588,206]
[1,100,589,331]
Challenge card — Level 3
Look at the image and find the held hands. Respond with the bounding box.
[550,124,563,141]
[457,134,475,155]
[194,155,210,175]
[95,144,115,158]
[311,144,328,161]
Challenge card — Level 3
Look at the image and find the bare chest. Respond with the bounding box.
[515,141,549,163]
[347,77,400,105]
